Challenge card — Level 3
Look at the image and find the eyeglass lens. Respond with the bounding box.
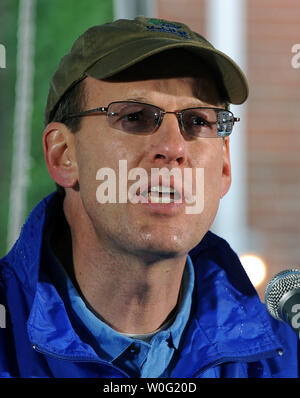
[107,102,234,137]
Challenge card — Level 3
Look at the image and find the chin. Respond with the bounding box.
[133,232,192,261]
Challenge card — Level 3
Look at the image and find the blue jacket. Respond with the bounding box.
[0,193,298,378]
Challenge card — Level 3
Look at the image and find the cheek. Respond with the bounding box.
[206,152,223,189]
[193,142,223,188]
[191,143,224,220]
[74,129,143,201]
[75,141,99,193]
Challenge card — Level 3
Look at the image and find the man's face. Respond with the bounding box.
[70,66,231,261]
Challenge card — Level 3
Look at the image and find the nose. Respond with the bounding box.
[147,112,187,167]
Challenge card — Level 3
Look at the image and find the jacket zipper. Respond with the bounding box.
[32,344,130,377]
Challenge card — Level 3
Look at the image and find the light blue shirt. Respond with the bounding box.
[47,239,195,377]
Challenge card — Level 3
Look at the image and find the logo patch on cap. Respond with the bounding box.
[146,18,191,39]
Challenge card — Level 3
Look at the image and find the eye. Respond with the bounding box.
[182,110,212,136]
[121,111,143,122]
[107,102,160,134]
[190,116,209,126]
[112,105,145,122]
[109,104,147,126]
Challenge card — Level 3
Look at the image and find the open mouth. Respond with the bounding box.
[141,185,182,204]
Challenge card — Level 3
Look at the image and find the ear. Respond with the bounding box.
[220,137,232,198]
[43,122,78,188]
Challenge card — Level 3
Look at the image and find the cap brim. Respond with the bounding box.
[86,38,248,105]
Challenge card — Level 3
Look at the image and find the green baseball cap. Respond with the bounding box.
[45,16,248,123]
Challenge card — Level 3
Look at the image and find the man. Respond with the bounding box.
[0,16,298,378]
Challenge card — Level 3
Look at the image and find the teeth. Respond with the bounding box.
[150,186,175,193]
[140,185,181,203]
[148,193,174,203]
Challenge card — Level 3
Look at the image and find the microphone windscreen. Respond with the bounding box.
[265,269,300,321]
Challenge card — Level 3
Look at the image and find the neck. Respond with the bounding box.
[62,194,187,335]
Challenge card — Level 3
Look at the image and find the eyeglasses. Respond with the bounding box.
[63,101,240,138]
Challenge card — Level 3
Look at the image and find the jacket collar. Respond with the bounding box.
[171,235,282,377]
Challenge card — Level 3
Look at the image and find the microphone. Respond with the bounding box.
[265,269,300,338]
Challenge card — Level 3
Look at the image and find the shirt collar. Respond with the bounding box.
[45,220,194,362]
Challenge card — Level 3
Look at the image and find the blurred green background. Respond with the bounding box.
[0,0,113,256]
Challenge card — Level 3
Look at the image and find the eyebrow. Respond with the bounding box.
[125,97,149,102]
[124,97,206,109]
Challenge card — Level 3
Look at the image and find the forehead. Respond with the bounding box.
[85,76,199,106]
[84,49,224,106]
